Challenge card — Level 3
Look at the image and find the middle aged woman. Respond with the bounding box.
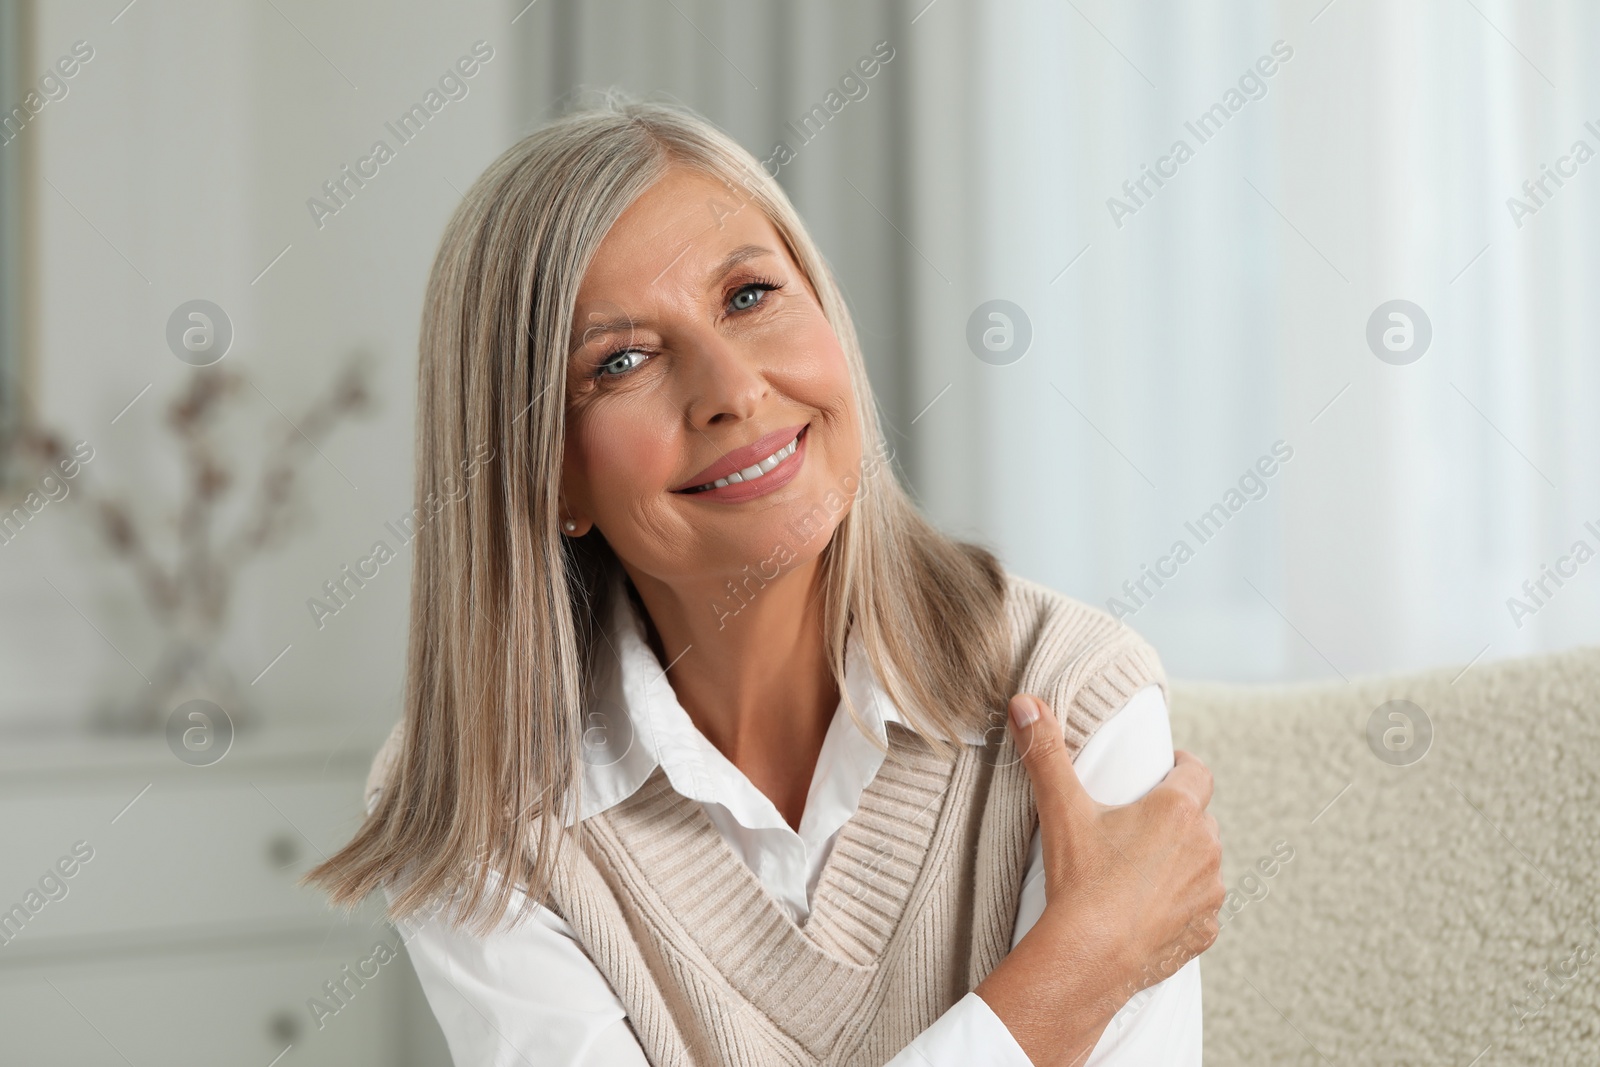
[307,95,1224,1066]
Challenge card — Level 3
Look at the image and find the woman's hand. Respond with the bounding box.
[974,694,1224,1067]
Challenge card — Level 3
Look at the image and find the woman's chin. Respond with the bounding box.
[677,505,842,585]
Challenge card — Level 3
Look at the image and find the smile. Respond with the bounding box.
[673,423,810,501]
[685,432,800,492]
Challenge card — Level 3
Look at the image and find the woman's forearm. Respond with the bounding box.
[975,906,1131,1067]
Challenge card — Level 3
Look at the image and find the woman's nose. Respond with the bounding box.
[681,329,768,428]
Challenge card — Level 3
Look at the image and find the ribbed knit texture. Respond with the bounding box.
[361,573,1165,1063]
[533,572,1168,1066]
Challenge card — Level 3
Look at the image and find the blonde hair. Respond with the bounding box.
[305,92,1010,934]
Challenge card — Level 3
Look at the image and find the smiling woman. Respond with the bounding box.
[303,93,1224,1066]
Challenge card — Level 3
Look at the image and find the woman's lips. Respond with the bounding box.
[672,423,809,491]
[673,426,808,503]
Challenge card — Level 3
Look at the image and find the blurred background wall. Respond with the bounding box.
[5,0,1598,740]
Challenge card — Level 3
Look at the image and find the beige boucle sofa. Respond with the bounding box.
[1167,645,1600,1066]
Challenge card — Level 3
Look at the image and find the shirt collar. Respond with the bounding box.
[567,573,984,829]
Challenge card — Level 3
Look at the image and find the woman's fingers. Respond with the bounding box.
[1007,694,1103,900]
[1008,703,1215,823]
[1007,695,1097,814]
[1164,749,1215,812]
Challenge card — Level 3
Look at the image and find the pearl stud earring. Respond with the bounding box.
[562,519,578,533]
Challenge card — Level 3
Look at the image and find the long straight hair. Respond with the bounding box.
[304,93,1011,934]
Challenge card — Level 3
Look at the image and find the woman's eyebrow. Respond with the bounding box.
[572,315,641,345]
[705,243,774,286]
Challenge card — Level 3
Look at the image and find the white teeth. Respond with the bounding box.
[697,433,800,491]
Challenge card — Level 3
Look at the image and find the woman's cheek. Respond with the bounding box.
[580,422,644,493]
[766,329,851,405]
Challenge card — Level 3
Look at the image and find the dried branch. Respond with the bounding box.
[21,353,375,629]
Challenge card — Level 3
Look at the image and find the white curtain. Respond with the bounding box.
[517,0,1600,683]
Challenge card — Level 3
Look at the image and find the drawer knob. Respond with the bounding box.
[268,1009,302,1045]
[266,833,301,869]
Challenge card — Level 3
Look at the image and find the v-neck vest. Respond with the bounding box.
[540,573,1166,1065]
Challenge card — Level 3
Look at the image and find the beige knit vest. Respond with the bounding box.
[538,573,1166,1066]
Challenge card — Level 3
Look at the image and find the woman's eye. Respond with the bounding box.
[729,282,776,312]
[598,349,648,377]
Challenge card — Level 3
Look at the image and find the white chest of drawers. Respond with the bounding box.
[0,727,452,1066]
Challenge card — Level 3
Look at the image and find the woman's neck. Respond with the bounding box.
[623,557,838,830]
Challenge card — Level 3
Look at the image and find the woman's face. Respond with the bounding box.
[561,166,863,591]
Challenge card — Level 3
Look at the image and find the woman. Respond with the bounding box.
[306,95,1223,1066]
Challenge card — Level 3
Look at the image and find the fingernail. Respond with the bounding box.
[1010,696,1039,729]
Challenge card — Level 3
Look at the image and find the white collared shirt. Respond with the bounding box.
[384,586,1202,1065]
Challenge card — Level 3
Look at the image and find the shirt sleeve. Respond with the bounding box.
[387,876,651,1067]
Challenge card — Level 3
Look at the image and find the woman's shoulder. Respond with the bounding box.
[1000,570,1159,655]
[999,569,1167,748]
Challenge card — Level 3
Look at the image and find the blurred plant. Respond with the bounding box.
[19,355,373,732]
